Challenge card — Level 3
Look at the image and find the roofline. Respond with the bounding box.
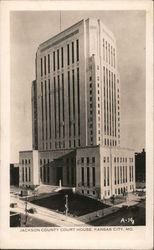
[19,150,33,153]
[39,19,84,48]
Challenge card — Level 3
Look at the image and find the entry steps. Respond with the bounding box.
[34,184,74,194]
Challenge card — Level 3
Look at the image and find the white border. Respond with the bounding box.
[0,1,153,249]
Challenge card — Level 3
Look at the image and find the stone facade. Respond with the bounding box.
[19,18,135,199]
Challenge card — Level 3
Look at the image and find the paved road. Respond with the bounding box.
[89,201,145,226]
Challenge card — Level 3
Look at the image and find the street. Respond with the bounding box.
[89,201,145,226]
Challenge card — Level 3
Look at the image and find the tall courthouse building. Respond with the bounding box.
[19,18,135,199]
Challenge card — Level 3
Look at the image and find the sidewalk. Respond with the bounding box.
[114,193,143,208]
[78,193,144,223]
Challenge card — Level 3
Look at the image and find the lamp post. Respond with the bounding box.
[65,194,68,218]
[25,197,28,226]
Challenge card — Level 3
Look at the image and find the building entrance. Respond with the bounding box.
[56,167,63,185]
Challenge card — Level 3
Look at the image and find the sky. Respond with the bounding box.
[10,10,146,163]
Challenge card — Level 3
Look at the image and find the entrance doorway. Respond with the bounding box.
[56,167,63,185]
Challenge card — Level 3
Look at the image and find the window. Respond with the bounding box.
[87,167,90,186]
[57,49,59,69]
[62,74,65,138]
[91,157,95,165]
[92,167,95,187]
[53,51,55,71]
[67,44,70,65]
[25,167,28,182]
[117,166,119,184]
[44,56,46,75]
[104,167,106,186]
[25,159,27,164]
[72,70,75,136]
[48,54,50,73]
[76,39,79,61]
[41,58,43,76]
[114,166,116,184]
[54,77,57,139]
[81,167,84,186]
[47,166,50,183]
[68,71,71,137]
[22,160,24,164]
[72,42,74,63]
[77,68,80,136]
[22,167,24,182]
[61,47,64,68]
[107,167,109,185]
[58,75,61,137]
[87,157,89,165]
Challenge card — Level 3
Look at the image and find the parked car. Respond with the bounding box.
[27,208,37,214]
[10,203,18,208]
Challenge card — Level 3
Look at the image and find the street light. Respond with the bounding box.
[65,194,68,218]
[24,197,28,226]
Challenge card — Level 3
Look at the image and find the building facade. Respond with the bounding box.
[19,18,135,199]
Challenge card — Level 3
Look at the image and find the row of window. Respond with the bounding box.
[41,138,81,150]
[89,71,94,144]
[103,67,117,137]
[81,166,95,187]
[22,167,31,182]
[81,157,95,165]
[40,40,79,76]
[40,158,50,165]
[40,157,75,166]
[114,165,134,185]
[21,159,31,165]
[114,157,133,163]
[40,166,50,183]
[41,68,80,147]
[81,189,96,196]
[103,39,116,68]
[115,185,134,195]
[104,138,117,147]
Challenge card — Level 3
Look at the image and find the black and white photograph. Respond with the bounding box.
[0,1,153,249]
